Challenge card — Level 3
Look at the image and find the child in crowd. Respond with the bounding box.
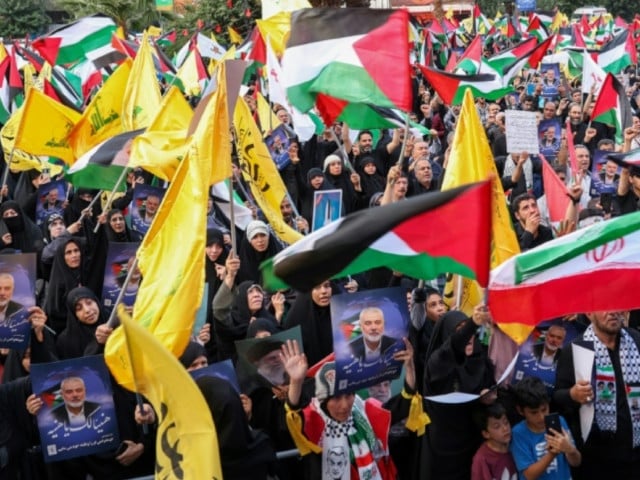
[471,402,518,480]
[510,377,581,479]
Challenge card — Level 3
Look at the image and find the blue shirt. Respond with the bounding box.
[510,416,573,480]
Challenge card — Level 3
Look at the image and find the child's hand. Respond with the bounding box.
[545,428,574,455]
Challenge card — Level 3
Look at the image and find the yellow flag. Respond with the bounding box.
[0,44,6,63]
[131,64,230,357]
[256,91,281,136]
[442,273,483,317]
[234,98,303,245]
[441,89,525,342]
[128,87,193,181]
[145,25,162,37]
[104,307,223,480]
[257,12,292,57]
[175,50,207,97]
[22,64,39,95]
[228,26,243,44]
[68,59,131,162]
[122,33,161,130]
[14,89,81,165]
[0,107,63,174]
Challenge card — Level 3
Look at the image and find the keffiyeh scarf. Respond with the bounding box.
[584,325,640,447]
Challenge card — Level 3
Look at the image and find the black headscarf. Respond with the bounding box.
[357,156,386,203]
[236,232,282,285]
[0,201,44,254]
[246,317,279,339]
[204,229,228,361]
[196,376,276,480]
[44,237,89,334]
[55,287,106,360]
[179,342,207,369]
[105,209,135,242]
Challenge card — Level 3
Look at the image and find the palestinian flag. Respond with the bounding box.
[605,149,640,168]
[590,73,633,144]
[489,212,640,338]
[418,66,511,105]
[455,35,483,74]
[66,129,143,191]
[597,30,633,73]
[31,14,116,66]
[485,37,537,73]
[282,9,412,115]
[261,181,491,292]
[499,35,554,87]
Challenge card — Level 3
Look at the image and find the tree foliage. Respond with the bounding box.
[0,0,50,39]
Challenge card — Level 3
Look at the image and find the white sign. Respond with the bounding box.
[505,110,540,154]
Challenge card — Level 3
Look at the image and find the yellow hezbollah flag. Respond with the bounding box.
[0,106,63,174]
[442,273,483,317]
[256,12,292,56]
[131,64,231,357]
[234,98,303,245]
[68,59,132,162]
[441,89,525,343]
[122,33,161,131]
[105,306,223,480]
[256,91,281,136]
[228,26,243,44]
[128,87,192,181]
[14,89,81,165]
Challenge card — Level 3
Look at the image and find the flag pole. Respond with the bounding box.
[0,150,12,205]
[106,256,140,329]
[227,176,237,254]
[396,113,412,168]
[77,190,103,223]
[329,128,354,173]
[93,167,131,233]
[455,274,463,310]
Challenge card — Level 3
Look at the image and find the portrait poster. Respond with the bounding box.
[191,283,208,337]
[0,253,36,349]
[512,320,583,396]
[590,150,618,195]
[129,184,166,236]
[101,242,140,315]
[36,180,67,226]
[235,326,302,388]
[538,118,561,161]
[265,124,292,171]
[190,359,240,394]
[540,63,561,101]
[31,355,120,462]
[312,189,343,232]
[331,287,409,395]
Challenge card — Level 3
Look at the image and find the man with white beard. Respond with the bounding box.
[247,339,288,386]
[0,273,24,328]
[533,324,567,367]
[50,377,101,428]
[348,307,399,364]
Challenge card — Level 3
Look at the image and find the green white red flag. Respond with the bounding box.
[590,73,633,144]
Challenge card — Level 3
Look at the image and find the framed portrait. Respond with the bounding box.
[0,253,36,349]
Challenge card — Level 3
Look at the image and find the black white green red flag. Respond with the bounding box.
[261,181,491,292]
[282,9,412,115]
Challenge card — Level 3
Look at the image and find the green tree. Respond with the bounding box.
[0,0,50,39]
[54,0,173,36]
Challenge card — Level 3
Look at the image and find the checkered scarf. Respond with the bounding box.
[583,325,640,447]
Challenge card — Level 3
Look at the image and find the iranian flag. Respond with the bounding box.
[590,73,633,144]
[489,211,640,335]
[261,181,491,292]
[66,129,144,191]
[418,66,511,105]
[31,14,116,66]
[282,8,412,115]
[597,30,635,74]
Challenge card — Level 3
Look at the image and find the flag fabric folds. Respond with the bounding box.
[282,8,412,114]
[131,63,232,358]
[590,73,633,144]
[262,181,491,292]
[489,212,640,332]
[234,98,304,246]
[104,307,223,480]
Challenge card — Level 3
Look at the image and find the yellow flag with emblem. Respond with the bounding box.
[256,91,281,136]
[68,59,132,162]
[14,89,80,165]
[128,86,192,181]
[441,89,524,343]
[234,98,303,245]
[122,33,161,131]
[104,306,223,480]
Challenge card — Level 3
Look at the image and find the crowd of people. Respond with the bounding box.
[0,8,639,480]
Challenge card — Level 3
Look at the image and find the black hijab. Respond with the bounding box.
[357,156,386,202]
[196,376,276,480]
[179,341,207,369]
[56,287,106,360]
[44,237,89,334]
[236,233,282,285]
[0,201,44,253]
[105,209,134,242]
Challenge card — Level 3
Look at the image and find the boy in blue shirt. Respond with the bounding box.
[510,377,581,479]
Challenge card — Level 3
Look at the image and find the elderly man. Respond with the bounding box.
[348,307,399,364]
[0,273,24,328]
[50,376,101,428]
